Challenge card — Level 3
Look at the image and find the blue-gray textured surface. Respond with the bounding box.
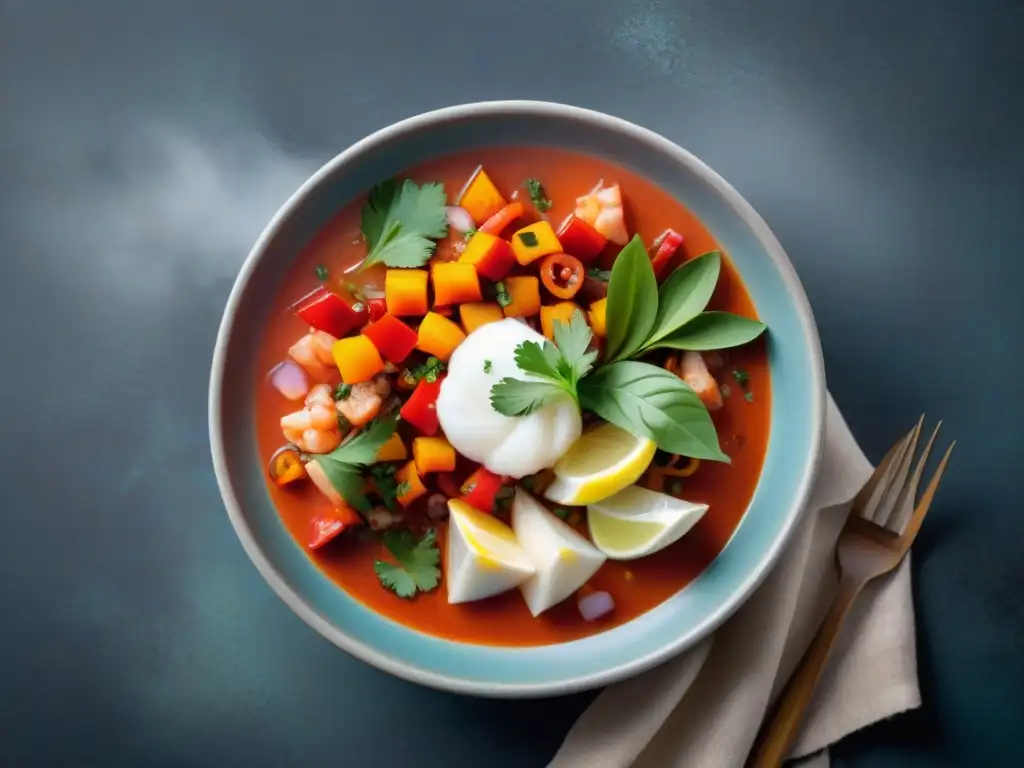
[0,0,1021,766]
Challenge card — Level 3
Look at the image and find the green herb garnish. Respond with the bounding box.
[518,231,539,248]
[374,528,441,599]
[367,463,401,512]
[483,360,493,374]
[587,268,612,281]
[464,227,478,241]
[604,238,766,362]
[490,310,596,415]
[744,391,755,403]
[312,414,400,513]
[315,264,329,281]
[523,178,553,212]
[554,508,570,520]
[334,383,353,401]
[359,178,448,269]
[395,480,412,498]
[732,369,750,387]
[494,280,512,308]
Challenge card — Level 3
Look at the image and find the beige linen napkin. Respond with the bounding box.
[550,394,921,768]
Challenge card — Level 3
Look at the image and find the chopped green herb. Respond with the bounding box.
[368,463,401,512]
[720,383,732,398]
[345,281,364,301]
[483,360,493,374]
[554,507,571,520]
[587,268,612,281]
[315,264,329,281]
[669,480,684,496]
[359,178,449,269]
[464,227,478,241]
[522,178,553,212]
[732,369,750,387]
[334,383,353,400]
[462,482,477,495]
[374,528,441,598]
[394,480,412,498]
[518,231,539,248]
[494,280,512,308]
[744,391,755,403]
[406,356,446,386]
[521,475,536,492]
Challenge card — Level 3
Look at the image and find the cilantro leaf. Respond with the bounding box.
[513,340,562,382]
[490,378,568,416]
[522,178,553,212]
[360,179,448,269]
[313,414,400,511]
[552,311,597,384]
[374,528,441,598]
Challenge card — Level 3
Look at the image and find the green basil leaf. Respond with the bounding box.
[578,361,730,462]
[644,251,721,348]
[603,235,659,363]
[647,311,767,351]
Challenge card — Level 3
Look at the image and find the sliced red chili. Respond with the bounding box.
[539,253,585,299]
[650,229,685,278]
[291,286,367,338]
[556,215,607,261]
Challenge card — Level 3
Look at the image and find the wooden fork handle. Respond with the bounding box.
[746,580,865,768]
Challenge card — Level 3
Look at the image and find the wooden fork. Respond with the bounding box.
[747,417,954,768]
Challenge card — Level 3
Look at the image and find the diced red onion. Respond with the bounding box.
[578,591,615,621]
[269,360,309,401]
[445,206,475,234]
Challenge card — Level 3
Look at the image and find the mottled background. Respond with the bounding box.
[1,0,1021,766]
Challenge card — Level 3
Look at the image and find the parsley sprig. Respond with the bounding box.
[489,311,596,415]
[360,178,448,269]
[374,528,441,598]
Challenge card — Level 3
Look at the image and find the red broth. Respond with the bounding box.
[254,147,770,646]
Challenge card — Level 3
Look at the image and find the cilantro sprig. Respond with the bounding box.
[490,311,596,416]
[311,414,399,513]
[359,178,448,269]
[522,178,553,212]
[374,528,441,598]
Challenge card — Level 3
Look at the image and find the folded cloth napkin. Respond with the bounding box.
[549,394,921,768]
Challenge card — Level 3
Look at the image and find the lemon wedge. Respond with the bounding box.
[543,422,657,506]
[511,489,606,616]
[587,485,708,560]
[446,499,535,604]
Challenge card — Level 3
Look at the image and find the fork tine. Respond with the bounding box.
[898,440,955,553]
[871,415,924,524]
[884,421,942,532]
[850,429,912,517]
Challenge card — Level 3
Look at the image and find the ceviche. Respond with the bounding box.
[255,148,770,646]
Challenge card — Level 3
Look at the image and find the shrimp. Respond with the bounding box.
[281,383,343,453]
[675,351,724,411]
[574,182,629,245]
[288,330,338,378]
[336,375,391,427]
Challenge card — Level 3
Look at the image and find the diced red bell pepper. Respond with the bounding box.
[650,229,685,277]
[556,215,607,262]
[308,505,363,550]
[437,472,463,499]
[400,376,444,435]
[361,313,418,364]
[366,297,387,323]
[292,286,367,338]
[460,467,505,514]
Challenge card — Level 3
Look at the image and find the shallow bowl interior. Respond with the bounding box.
[209,101,824,697]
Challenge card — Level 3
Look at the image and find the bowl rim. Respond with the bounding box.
[209,100,825,697]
